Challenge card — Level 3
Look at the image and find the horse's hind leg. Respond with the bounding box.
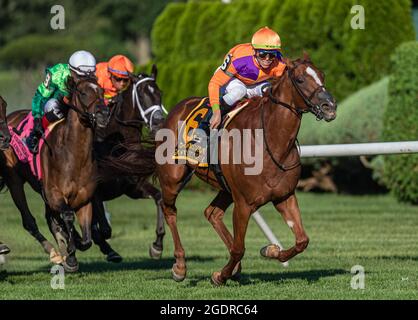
[260,193,309,262]
[158,164,188,282]
[5,172,57,259]
[203,191,241,279]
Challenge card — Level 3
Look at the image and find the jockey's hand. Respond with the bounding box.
[210,110,221,129]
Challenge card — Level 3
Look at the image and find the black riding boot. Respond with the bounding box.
[26,117,44,154]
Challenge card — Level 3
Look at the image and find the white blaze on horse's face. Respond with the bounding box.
[306,67,323,87]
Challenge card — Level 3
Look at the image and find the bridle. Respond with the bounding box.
[67,78,106,129]
[131,76,167,128]
[268,64,325,121]
[262,63,327,171]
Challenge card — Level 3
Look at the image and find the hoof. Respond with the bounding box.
[260,244,280,259]
[49,248,64,265]
[171,264,186,282]
[63,255,79,273]
[106,251,123,263]
[211,271,226,286]
[231,263,242,282]
[149,244,163,260]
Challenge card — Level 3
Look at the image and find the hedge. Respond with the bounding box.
[381,41,418,204]
[151,0,415,109]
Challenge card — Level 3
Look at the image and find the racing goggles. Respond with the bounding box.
[256,50,283,60]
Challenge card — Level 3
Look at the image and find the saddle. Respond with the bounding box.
[9,112,64,180]
[172,97,249,192]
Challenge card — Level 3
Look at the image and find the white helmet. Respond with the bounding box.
[68,50,96,76]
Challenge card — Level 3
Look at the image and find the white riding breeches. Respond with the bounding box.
[43,98,65,119]
[222,78,270,106]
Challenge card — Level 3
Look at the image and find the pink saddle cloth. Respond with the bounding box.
[9,113,60,180]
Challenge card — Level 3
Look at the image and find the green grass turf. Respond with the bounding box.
[1,187,418,299]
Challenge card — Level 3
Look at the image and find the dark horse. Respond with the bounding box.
[0,77,109,271]
[156,54,337,285]
[91,65,166,262]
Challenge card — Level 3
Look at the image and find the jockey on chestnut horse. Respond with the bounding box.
[157,26,337,285]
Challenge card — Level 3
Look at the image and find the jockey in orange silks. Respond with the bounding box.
[96,54,134,106]
[207,26,286,129]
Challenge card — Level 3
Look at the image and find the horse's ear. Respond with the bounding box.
[151,64,158,80]
[303,51,311,63]
[0,96,7,108]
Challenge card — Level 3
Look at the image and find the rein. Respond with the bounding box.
[262,65,324,172]
[67,79,105,129]
[66,103,97,128]
[260,102,301,172]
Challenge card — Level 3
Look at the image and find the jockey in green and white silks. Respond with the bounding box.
[26,50,97,154]
[31,63,71,119]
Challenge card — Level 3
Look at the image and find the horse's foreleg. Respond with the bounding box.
[261,193,309,262]
[5,172,56,256]
[90,200,122,263]
[212,201,251,286]
[57,203,78,273]
[126,181,166,259]
[159,164,188,282]
[141,182,165,259]
[204,191,241,279]
[204,191,234,247]
[92,195,112,240]
[75,203,93,251]
[91,223,123,263]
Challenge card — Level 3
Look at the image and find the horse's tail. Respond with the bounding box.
[97,141,156,181]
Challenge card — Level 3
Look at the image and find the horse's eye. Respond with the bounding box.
[297,77,304,84]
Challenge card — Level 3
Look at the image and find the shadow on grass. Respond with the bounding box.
[0,255,216,280]
[373,255,418,262]
[186,268,347,287]
[79,255,215,273]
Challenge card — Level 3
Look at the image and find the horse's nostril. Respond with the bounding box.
[321,103,330,111]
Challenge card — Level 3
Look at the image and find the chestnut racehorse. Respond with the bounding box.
[156,55,337,285]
